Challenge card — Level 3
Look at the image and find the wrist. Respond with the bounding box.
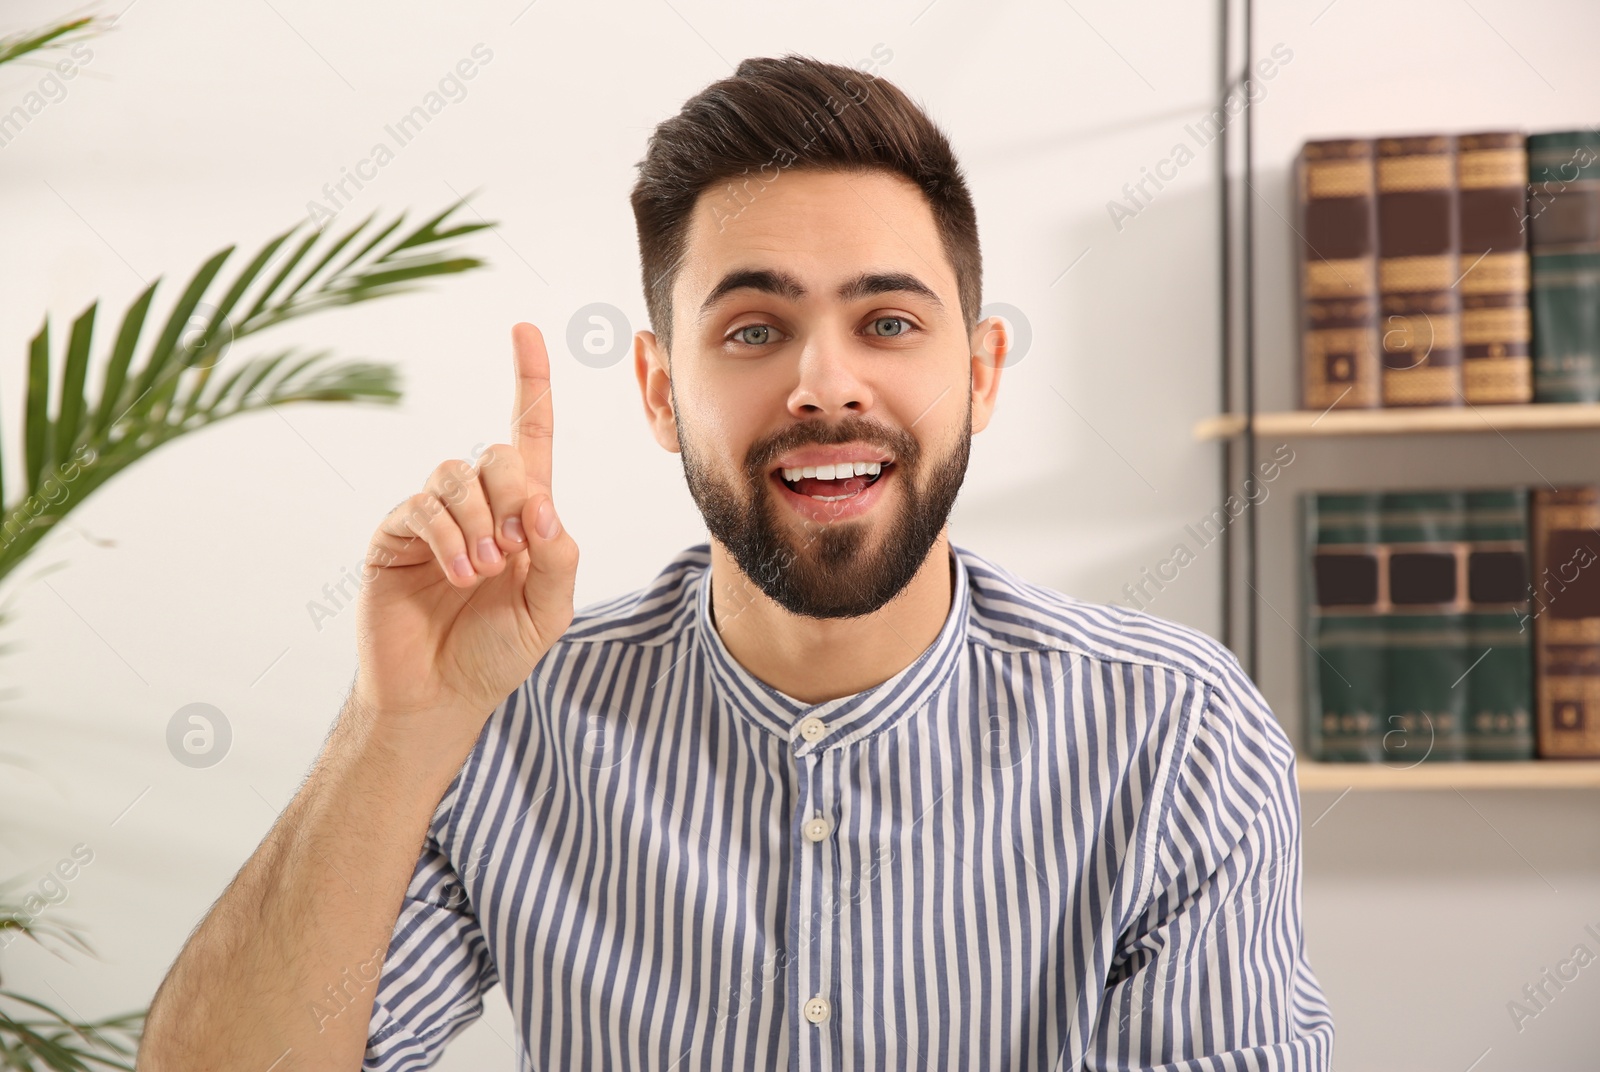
[330,690,481,796]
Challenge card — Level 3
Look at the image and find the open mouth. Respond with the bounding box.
[775,460,893,502]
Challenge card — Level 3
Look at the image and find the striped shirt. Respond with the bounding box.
[363,541,1334,1070]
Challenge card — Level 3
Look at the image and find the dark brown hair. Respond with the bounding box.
[629,53,982,353]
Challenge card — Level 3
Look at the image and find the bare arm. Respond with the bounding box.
[139,323,578,1069]
[139,698,473,1069]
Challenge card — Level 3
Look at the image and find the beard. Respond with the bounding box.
[676,387,971,620]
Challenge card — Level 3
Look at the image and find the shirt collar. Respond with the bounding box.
[695,542,972,755]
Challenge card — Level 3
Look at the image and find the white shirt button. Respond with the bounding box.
[802,815,831,842]
[803,995,830,1024]
[798,716,827,742]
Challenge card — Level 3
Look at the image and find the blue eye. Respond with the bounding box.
[870,317,909,337]
[733,324,773,346]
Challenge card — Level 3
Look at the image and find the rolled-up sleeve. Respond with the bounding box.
[1086,669,1336,1070]
[363,770,500,1070]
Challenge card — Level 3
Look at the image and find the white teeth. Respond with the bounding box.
[779,461,887,483]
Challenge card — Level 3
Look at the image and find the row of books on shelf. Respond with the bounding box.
[1303,485,1600,763]
[1295,127,1600,411]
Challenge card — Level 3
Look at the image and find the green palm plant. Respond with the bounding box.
[0,12,496,1068]
[1,196,491,581]
[0,10,96,67]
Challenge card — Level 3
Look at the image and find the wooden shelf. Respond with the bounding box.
[1194,402,1600,441]
[1297,760,1600,792]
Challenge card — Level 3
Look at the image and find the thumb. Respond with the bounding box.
[520,494,578,650]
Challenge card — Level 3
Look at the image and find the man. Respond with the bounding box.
[142,55,1333,1070]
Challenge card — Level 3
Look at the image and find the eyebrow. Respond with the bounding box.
[696,268,945,323]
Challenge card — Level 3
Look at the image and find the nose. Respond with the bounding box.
[785,329,875,419]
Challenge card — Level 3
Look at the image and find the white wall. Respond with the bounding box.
[0,0,1594,1068]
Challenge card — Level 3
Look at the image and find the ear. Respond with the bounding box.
[634,330,681,453]
[968,314,1008,435]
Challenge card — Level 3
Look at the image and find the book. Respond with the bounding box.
[1297,139,1382,410]
[1306,488,1542,763]
[1380,491,1469,762]
[1528,130,1600,402]
[1376,135,1464,406]
[1530,487,1600,757]
[1305,492,1386,761]
[1462,489,1535,759]
[1456,133,1533,404]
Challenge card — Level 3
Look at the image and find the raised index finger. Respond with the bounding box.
[510,321,553,492]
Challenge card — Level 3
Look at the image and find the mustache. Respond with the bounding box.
[744,416,921,476]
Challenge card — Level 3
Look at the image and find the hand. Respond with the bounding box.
[349,322,579,753]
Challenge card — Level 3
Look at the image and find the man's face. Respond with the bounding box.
[639,167,993,619]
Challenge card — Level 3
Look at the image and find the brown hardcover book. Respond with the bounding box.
[1530,487,1600,758]
[1297,138,1381,410]
[1377,134,1463,406]
[1457,132,1533,404]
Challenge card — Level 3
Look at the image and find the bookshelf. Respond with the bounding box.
[1195,402,1600,441]
[1213,4,1597,789]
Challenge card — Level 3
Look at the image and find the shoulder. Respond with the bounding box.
[956,544,1292,761]
[475,545,706,776]
[956,546,1296,818]
[553,542,709,648]
[958,544,1243,692]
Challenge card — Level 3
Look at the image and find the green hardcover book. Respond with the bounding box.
[1462,489,1535,760]
[1380,491,1469,763]
[1304,493,1386,761]
[1528,130,1600,401]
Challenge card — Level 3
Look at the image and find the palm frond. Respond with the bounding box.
[0,196,491,586]
[0,15,106,71]
[0,991,142,1072]
[0,909,95,961]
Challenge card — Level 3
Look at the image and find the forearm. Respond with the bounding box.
[139,699,474,1070]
